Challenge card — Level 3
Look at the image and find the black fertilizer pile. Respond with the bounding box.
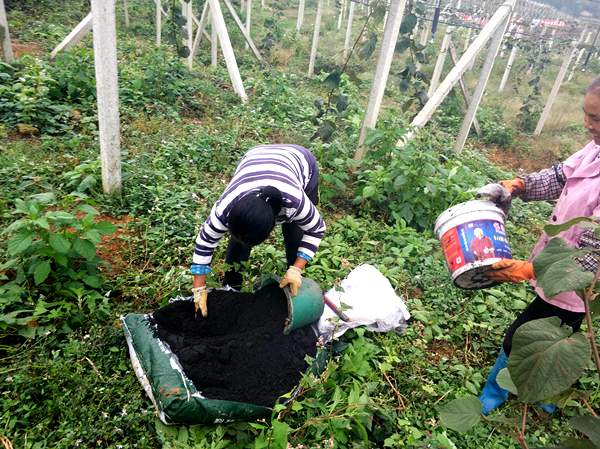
[151,283,319,407]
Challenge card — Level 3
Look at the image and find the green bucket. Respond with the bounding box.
[257,274,324,334]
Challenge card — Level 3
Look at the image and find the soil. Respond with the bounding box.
[151,283,319,407]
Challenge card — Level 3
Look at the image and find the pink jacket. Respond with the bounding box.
[529,141,600,312]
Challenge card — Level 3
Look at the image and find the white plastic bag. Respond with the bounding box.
[318,264,411,341]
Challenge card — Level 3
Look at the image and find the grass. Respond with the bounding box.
[0,1,598,448]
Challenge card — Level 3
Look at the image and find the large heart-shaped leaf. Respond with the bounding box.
[438,395,482,432]
[533,238,594,297]
[509,317,591,403]
[570,416,600,447]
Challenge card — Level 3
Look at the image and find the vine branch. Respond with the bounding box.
[583,264,600,377]
[516,403,529,449]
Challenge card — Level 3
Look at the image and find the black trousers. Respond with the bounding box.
[223,171,320,289]
[502,295,585,355]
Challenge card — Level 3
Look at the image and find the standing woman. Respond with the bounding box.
[477,75,600,414]
[190,144,326,317]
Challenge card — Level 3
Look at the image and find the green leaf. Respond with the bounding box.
[33,260,51,285]
[315,122,335,142]
[83,275,102,288]
[28,192,56,204]
[359,33,377,59]
[438,395,482,432]
[7,231,34,255]
[590,299,600,319]
[270,420,290,449]
[177,46,190,58]
[548,437,598,449]
[324,70,341,89]
[49,233,71,254]
[95,221,117,235]
[399,78,410,92]
[336,94,349,113]
[76,204,99,216]
[570,416,600,447]
[399,13,418,34]
[533,238,594,297]
[509,317,591,402]
[395,37,411,53]
[496,368,518,395]
[33,217,50,230]
[74,238,97,261]
[362,186,377,199]
[46,211,76,222]
[544,216,597,237]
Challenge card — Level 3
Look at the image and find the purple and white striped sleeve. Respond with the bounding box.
[520,164,566,201]
[291,193,326,258]
[192,203,228,265]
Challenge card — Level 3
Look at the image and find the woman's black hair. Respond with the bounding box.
[229,186,283,246]
[587,76,600,96]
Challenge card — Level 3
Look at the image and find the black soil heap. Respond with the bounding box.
[151,283,319,407]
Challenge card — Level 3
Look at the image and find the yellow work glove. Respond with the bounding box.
[499,178,525,196]
[192,286,208,319]
[279,266,302,296]
[486,259,535,283]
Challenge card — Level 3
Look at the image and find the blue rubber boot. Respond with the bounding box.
[479,349,509,415]
[538,403,556,414]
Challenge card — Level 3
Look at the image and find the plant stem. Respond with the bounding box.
[516,403,529,449]
[583,398,598,417]
[583,266,600,377]
[325,10,374,108]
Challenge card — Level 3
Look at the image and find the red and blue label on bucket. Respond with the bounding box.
[441,219,512,273]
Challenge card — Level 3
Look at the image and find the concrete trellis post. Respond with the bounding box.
[307,0,323,77]
[395,0,515,148]
[296,0,305,31]
[337,0,345,30]
[548,28,555,49]
[343,0,355,60]
[419,15,429,46]
[186,1,194,69]
[50,13,93,59]
[498,40,517,92]
[428,25,453,98]
[155,0,162,46]
[534,47,576,136]
[91,0,122,194]
[448,40,481,136]
[244,0,252,50]
[567,46,585,82]
[191,0,210,59]
[208,0,247,101]
[463,27,472,51]
[123,0,130,27]
[454,2,512,153]
[0,0,14,61]
[355,0,407,158]
[211,11,218,67]
[222,0,264,63]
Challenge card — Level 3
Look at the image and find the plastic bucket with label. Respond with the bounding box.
[434,200,512,289]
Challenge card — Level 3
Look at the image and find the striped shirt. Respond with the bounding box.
[520,150,600,271]
[192,144,326,265]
